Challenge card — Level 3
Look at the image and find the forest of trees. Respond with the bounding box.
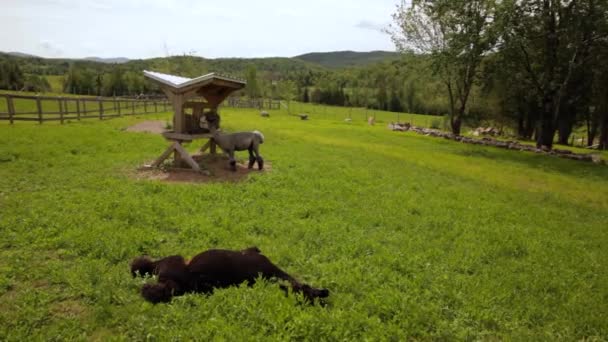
[0,0,606,149]
[388,0,608,149]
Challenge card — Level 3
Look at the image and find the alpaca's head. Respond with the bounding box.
[141,282,174,304]
[201,111,221,132]
[130,256,155,277]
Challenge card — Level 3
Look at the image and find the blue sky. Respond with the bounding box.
[0,0,400,59]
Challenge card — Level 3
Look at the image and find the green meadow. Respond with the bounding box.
[0,106,607,340]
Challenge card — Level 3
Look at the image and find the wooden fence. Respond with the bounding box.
[0,93,282,124]
[225,97,281,110]
[0,93,170,124]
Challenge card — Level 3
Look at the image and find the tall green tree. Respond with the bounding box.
[245,65,260,98]
[0,60,25,91]
[500,0,606,148]
[389,0,498,135]
[279,80,298,114]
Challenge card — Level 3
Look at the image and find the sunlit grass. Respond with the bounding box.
[0,106,607,340]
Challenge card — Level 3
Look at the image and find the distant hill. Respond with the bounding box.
[294,50,401,69]
[84,57,130,64]
[3,52,129,64]
[1,50,405,83]
[7,51,41,59]
[3,50,400,70]
[0,52,324,85]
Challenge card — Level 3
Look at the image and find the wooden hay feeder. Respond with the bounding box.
[142,70,246,172]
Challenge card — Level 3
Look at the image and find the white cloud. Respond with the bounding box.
[355,20,386,33]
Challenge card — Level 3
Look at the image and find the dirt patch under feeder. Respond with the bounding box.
[136,154,271,184]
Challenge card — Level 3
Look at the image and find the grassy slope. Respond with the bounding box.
[0,108,607,340]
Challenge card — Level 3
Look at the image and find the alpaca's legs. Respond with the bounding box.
[228,150,237,171]
[248,146,256,169]
[252,144,264,170]
[256,256,328,302]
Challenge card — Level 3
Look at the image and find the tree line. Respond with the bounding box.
[388,0,608,149]
[0,59,51,92]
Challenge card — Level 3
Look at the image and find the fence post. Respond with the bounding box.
[154,101,158,113]
[144,101,147,113]
[132,101,135,115]
[57,97,63,125]
[64,98,69,122]
[76,99,81,120]
[98,98,104,120]
[7,95,15,124]
[116,98,122,116]
[36,96,43,124]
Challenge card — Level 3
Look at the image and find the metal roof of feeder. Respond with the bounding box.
[143,70,246,91]
[142,70,247,136]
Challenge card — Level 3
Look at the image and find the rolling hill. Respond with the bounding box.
[84,57,130,64]
[3,50,402,73]
[294,50,401,69]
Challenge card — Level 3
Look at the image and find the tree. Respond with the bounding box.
[310,88,322,104]
[389,88,403,113]
[63,63,82,93]
[375,71,388,110]
[279,80,298,114]
[500,0,606,148]
[22,74,51,92]
[245,65,260,99]
[95,72,103,96]
[0,60,25,91]
[106,67,127,96]
[389,0,498,135]
[403,80,417,113]
[594,42,608,149]
[302,87,310,103]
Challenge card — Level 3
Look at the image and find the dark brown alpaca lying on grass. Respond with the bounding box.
[131,247,329,304]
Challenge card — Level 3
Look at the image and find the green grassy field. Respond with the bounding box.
[1,106,607,340]
[287,101,443,127]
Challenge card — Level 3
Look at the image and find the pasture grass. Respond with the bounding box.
[288,101,440,127]
[0,106,607,340]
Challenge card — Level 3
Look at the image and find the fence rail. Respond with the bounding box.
[0,93,170,124]
[225,97,281,110]
[0,93,282,124]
